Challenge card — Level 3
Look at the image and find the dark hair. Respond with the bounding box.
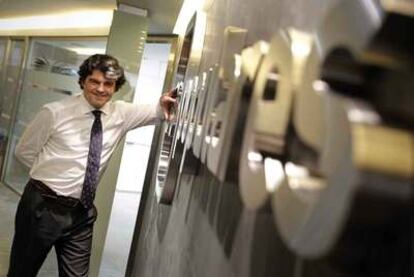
[78,54,126,91]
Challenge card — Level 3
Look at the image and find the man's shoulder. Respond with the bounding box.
[112,100,161,121]
[43,95,80,113]
[112,99,132,107]
[111,100,136,113]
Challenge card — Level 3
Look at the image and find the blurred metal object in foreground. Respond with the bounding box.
[272,1,414,271]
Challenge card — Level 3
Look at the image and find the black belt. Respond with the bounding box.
[29,179,80,208]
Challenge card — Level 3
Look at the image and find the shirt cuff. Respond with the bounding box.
[156,102,165,120]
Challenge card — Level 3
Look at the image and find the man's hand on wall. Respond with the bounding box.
[160,88,178,121]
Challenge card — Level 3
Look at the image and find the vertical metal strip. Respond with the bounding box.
[162,36,179,91]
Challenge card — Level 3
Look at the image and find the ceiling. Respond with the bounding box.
[0,0,183,34]
[0,0,116,18]
[118,0,184,34]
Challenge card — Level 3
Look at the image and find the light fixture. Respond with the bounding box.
[67,47,106,56]
[0,10,113,32]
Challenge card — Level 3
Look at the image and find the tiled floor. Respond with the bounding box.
[0,184,18,276]
[0,184,140,277]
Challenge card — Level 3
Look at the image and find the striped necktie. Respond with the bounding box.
[80,110,103,209]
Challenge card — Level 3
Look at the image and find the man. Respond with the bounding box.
[7,54,176,277]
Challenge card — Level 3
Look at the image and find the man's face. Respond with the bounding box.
[82,69,117,109]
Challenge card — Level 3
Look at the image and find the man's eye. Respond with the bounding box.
[89,80,100,85]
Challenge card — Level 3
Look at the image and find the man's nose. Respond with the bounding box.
[97,83,105,92]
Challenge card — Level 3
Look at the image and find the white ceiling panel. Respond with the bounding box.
[0,0,116,17]
[0,0,183,35]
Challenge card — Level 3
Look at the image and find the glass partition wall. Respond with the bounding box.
[0,38,9,174]
[0,36,107,193]
[0,38,26,183]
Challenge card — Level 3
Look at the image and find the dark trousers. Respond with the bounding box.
[7,179,97,277]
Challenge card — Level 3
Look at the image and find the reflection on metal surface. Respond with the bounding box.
[351,122,414,178]
[381,0,414,16]
[200,65,219,163]
[155,123,174,203]
[210,42,268,184]
[181,76,199,145]
[264,158,284,193]
[247,151,263,163]
[155,83,184,204]
[234,54,242,78]
[155,9,208,204]
[285,162,326,204]
[192,68,214,158]
[311,79,328,94]
[172,78,193,156]
[239,33,293,209]
[290,29,311,60]
[347,102,381,124]
[186,72,207,149]
[206,26,247,178]
[293,37,325,153]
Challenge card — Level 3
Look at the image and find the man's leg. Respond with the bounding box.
[55,206,97,277]
[7,183,60,277]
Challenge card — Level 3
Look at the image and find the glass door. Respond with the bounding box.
[0,38,26,180]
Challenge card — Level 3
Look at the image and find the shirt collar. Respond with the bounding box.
[78,93,111,116]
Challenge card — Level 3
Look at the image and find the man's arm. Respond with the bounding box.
[120,89,177,131]
[15,107,54,168]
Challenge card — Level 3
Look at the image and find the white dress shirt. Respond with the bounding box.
[15,93,163,198]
